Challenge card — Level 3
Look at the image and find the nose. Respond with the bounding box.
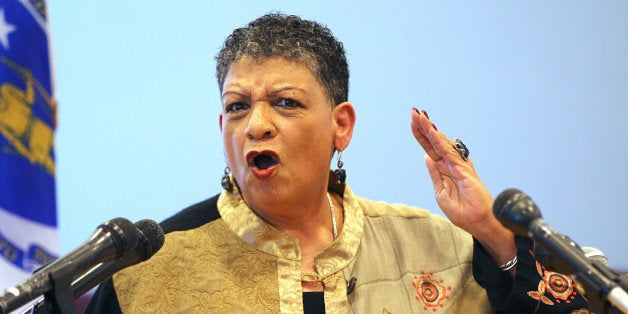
[245,104,277,140]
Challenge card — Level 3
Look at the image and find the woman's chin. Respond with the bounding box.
[241,181,284,205]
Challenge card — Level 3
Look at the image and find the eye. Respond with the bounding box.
[225,102,249,113]
[275,98,302,109]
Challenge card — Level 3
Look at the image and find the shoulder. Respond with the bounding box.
[355,195,472,247]
[150,193,228,272]
[87,195,223,312]
[159,194,221,234]
[112,194,232,311]
[355,195,449,224]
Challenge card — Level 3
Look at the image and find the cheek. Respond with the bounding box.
[222,126,242,163]
[291,120,334,158]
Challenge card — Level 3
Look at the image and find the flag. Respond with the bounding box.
[0,0,58,288]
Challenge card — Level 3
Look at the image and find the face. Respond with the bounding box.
[219,56,349,213]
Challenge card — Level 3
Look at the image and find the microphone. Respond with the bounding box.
[71,219,165,298]
[0,218,139,314]
[492,189,595,274]
[493,189,628,313]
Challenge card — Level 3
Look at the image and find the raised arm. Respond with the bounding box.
[410,108,518,274]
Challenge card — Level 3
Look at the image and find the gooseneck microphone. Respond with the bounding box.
[493,188,628,313]
[71,219,165,298]
[0,218,139,314]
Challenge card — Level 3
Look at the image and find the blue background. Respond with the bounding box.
[47,2,627,269]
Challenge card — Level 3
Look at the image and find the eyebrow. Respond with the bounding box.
[221,90,245,99]
[221,85,309,99]
[221,82,244,99]
[269,85,309,96]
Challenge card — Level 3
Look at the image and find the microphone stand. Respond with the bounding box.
[25,266,77,314]
[599,266,628,313]
[575,259,628,313]
[528,221,628,313]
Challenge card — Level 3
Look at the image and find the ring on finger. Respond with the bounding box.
[453,138,469,161]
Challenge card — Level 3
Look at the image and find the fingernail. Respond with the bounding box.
[421,110,430,120]
[412,107,420,115]
[431,123,438,131]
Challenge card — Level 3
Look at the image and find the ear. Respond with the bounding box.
[218,112,224,134]
[332,102,356,151]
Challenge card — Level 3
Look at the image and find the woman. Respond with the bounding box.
[87,13,591,313]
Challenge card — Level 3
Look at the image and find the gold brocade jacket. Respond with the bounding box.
[112,182,492,313]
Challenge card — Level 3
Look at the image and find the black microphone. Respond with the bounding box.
[71,219,165,298]
[0,218,139,314]
[493,189,628,313]
[492,188,591,274]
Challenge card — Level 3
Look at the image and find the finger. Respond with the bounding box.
[420,116,476,172]
[430,138,478,179]
[424,153,445,191]
[410,108,441,162]
[411,108,461,166]
[416,112,480,180]
[411,108,478,177]
[425,154,462,215]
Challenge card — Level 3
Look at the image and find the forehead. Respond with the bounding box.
[222,56,323,93]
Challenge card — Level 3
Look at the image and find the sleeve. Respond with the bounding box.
[472,236,593,313]
[83,278,123,314]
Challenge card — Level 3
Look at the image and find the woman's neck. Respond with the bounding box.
[252,187,336,240]
[246,188,344,291]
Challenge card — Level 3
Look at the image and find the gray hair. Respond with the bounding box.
[215,12,349,106]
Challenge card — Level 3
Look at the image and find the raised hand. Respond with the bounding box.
[410,108,517,268]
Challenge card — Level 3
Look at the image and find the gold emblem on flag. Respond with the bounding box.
[0,56,56,175]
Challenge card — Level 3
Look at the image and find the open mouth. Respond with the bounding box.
[246,151,279,179]
[247,152,279,179]
[253,154,278,170]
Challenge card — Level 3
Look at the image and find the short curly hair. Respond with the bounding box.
[215,13,349,106]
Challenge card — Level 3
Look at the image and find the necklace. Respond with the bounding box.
[326,193,338,240]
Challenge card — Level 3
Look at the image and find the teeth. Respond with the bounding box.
[254,155,277,170]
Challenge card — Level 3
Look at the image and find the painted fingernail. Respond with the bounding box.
[431,123,438,131]
[421,110,430,120]
[412,107,420,115]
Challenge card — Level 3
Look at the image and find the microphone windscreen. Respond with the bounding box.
[492,188,523,219]
[134,219,165,260]
[492,189,542,236]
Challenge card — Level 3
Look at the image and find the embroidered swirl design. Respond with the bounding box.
[412,270,451,312]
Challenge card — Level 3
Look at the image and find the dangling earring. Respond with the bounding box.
[334,151,346,184]
[221,166,233,192]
